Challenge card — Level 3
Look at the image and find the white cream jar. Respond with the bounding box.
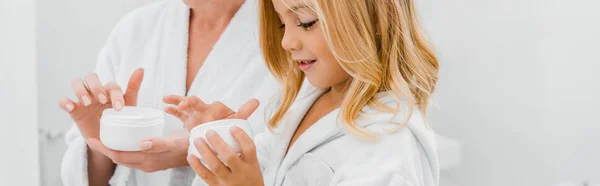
[100,106,165,151]
[188,119,254,159]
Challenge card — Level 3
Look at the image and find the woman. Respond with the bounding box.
[58,0,277,185]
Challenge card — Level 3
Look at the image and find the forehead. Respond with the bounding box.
[272,0,313,15]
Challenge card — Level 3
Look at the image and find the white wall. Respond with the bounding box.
[36,0,157,185]
[420,0,600,185]
[539,0,600,184]
[0,0,40,185]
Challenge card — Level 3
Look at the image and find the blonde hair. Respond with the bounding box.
[259,0,439,137]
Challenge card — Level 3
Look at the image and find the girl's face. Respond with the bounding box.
[272,0,350,89]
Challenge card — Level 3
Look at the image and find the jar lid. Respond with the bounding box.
[190,119,248,134]
[102,106,164,125]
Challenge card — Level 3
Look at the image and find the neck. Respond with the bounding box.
[187,0,245,31]
[324,78,351,106]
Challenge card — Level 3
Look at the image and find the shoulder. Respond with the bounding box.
[341,119,428,164]
[330,93,439,185]
[346,92,436,161]
[118,0,178,25]
[109,0,184,37]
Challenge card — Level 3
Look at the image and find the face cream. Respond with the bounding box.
[188,119,254,160]
[100,106,165,151]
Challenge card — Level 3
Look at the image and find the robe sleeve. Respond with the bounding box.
[329,123,436,186]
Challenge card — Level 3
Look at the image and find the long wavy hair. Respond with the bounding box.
[259,0,439,137]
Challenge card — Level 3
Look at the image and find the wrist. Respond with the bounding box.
[87,145,113,165]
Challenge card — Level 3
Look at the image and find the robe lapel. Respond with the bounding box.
[273,109,344,186]
[157,0,189,101]
[260,84,321,186]
[267,84,348,186]
[152,0,190,136]
[186,0,260,100]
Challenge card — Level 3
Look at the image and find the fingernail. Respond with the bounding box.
[65,104,74,112]
[82,95,91,106]
[139,141,152,150]
[206,130,216,137]
[115,101,123,110]
[187,154,195,162]
[97,94,107,104]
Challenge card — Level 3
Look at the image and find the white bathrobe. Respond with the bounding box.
[60,0,278,185]
[193,84,440,186]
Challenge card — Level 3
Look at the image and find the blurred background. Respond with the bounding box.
[1,0,599,185]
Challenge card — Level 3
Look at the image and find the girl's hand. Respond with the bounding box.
[163,95,259,131]
[187,126,264,186]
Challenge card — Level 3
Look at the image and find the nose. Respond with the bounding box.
[281,29,301,52]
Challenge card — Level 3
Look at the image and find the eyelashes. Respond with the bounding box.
[278,19,319,29]
[297,20,318,29]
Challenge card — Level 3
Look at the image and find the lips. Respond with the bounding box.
[296,60,316,71]
[298,60,316,64]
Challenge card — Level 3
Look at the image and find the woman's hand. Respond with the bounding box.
[57,68,144,140]
[86,129,190,172]
[187,126,264,186]
[163,95,259,131]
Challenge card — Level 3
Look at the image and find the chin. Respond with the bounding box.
[305,76,332,89]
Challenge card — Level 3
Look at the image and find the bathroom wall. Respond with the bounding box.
[0,0,40,185]
[420,0,600,185]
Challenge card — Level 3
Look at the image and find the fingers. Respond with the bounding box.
[71,78,92,106]
[179,96,207,111]
[84,73,108,104]
[187,155,220,185]
[230,126,257,162]
[165,106,188,120]
[58,97,77,113]
[139,136,177,153]
[163,95,185,105]
[124,68,144,106]
[194,137,231,178]
[205,130,243,171]
[105,82,125,111]
[199,101,228,122]
[87,138,146,164]
[234,99,260,120]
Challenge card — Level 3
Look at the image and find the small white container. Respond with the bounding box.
[188,119,254,160]
[100,106,165,151]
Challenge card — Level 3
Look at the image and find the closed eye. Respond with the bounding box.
[297,20,318,29]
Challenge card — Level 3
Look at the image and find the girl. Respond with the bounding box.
[165,0,440,185]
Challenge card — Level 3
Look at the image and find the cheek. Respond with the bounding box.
[307,30,338,70]
[316,34,347,73]
[307,35,350,88]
